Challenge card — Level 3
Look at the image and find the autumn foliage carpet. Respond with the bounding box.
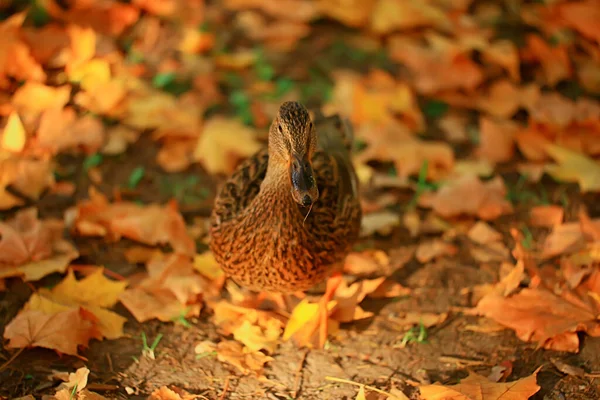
[1,0,600,399]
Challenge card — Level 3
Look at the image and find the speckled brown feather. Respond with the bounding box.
[209,104,361,293]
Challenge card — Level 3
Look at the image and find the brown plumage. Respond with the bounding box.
[209,101,362,293]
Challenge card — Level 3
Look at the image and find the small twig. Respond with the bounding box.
[218,376,230,400]
[325,376,393,397]
[0,348,25,373]
[106,353,114,373]
[292,349,309,399]
[70,265,127,281]
[86,383,120,391]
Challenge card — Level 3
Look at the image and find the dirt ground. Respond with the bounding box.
[1,10,600,400]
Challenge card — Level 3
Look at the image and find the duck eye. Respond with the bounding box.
[308,122,313,130]
[278,124,283,134]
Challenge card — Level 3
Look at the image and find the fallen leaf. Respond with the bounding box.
[148,386,199,400]
[193,116,262,175]
[343,250,391,277]
[0,156,55,209]
[541,219,600,259]
[72,188,195,256]
[416,239,458,263]
[476,117,518,164]
[1,112,27,153]
[419,175,513,220]
[0,208,78,281]
[370,0,449,33]
[3,308,99,356]
[215,340,273,377]
[55,366,89,392]
[25,268,128,340]
[360,210,401,237]
[11,82,71,116]
[419,368,541,400]
[543,143,600,192]
[530,205,564,228]
[468,221,502,244]
[476,288,600,352]
[36,107,105,155]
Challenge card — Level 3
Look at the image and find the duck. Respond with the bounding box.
[209,101,362,301]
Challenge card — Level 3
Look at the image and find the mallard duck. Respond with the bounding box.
[209,101,362,295]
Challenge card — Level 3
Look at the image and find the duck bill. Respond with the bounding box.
[290,154,318,205]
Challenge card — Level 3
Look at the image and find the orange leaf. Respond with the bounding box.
[419,369,541,400]
[419,175,513,220]
[37,108,105,154]
[558,1,600,44]
[3,308,99,356]
[0,157,55,210]
[529,205,564,228]
[476,288,600,352]
[73,189,195,256]
[11,83,71,115]
[476,116,518,163]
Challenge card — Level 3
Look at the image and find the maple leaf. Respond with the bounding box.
[212,300,285,354]
[0,208,78,281]
[36,107,105,155]
[419,175,513,220]
[543,143,600,192]
[11,82,71,116]
[0,13,46,89]
[40,0,140,37]
[318,0,376,27]
[148,386,199,400]
[416,239,458,263]
[35,268,127,339]
[343,249,392,277]
[419,369,541,400]
[283,297,339,348]
[388,34,484,94]
[196,339,273,377]
[370,0,450,33]
[3,308,99,356]
[476,116,519,164]
[522,34,572,86]
[529,205,564,228]
[476,288,600,353]
[192,116,262,175]
[541,219,600,259]
[1,112,27,153]
[119,287,202,323]
[71,188,195,256]
[119,253,212,322]
[0,156,55,210]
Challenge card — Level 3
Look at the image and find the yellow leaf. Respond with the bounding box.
[29,290,126,340]
[544,143,600,192]
[1,112,26,152]
[232,319,281,354]
[68,59,111,91]
[216,340,273,377]
[51,268,128,308]
[193,117,262,175]
[193,251,224,280]
[24,268,129,339]
[283,298,337,341]
[355,385,366,400]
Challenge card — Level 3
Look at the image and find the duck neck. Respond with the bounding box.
[256,157,298,214]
